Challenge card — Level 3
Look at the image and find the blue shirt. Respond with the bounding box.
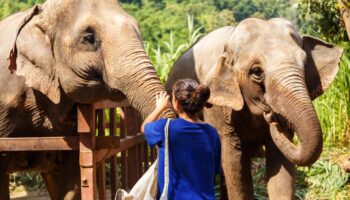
[144,118,221,200]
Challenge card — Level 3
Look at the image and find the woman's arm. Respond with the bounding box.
[141,92,171,133]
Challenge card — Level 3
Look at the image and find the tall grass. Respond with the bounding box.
[253,149,350,200]
[145,15,203,83]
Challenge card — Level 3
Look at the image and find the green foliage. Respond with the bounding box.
[253,148,350,200]
[297,148,350,200]
[10,172,44,190]
[297,0,348,42]
[146,15,202,83]
[230,0,297,23]
[299,160,349,199]
[0,0,44,20]
[120,0,302,50]
[121,0,234,48]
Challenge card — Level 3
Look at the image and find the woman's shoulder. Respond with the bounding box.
[204,123,219,135]
[205,123,218,131]
[171,118,217,132]
[145,118,168,131]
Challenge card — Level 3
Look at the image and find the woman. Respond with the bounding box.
[141,79,221,200]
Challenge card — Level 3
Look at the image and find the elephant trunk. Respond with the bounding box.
[103,37,174,119]
[265,67,322,166]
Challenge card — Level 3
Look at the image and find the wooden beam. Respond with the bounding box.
[118,134,145,153]
[95,134,145,163]
[96,136,120,150]
[92,99,129,110]
[0,137,79,151]
[0,136,121,152]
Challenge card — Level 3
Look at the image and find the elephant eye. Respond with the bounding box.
[83,33,95,45]
[80,27,99,51]
[249,65,264,81]
[250,67,263,76]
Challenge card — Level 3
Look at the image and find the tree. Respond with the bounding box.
[338,0,350,40]
[121,0,235,47]
[297,0,349,42]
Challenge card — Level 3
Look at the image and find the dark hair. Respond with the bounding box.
[172,79,212,116]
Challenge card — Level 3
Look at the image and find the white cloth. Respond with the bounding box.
[116,119,171,200]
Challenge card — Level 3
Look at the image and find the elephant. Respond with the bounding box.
[165,18,343,200]
[0,0,173,199]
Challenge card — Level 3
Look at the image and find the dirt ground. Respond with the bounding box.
[10,187,112,200]
[10,187,50,200]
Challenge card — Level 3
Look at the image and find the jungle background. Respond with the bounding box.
[1,0,349,199]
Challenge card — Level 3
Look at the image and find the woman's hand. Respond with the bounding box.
[141,91,171,133]
[155,92,171,111]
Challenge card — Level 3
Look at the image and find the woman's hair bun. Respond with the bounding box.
[173,79,211,116]
[192,85,210,106]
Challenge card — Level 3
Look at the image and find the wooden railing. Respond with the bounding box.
[0,100,156,200]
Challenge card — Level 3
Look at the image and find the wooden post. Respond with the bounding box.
[136,114,143,176]
[120,108,128,189]
[78,104,97,200]
[97,110,106,200]
[125,107,139,188]
[109,108,118,200]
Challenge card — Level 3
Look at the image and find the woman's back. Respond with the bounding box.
[145,118,221,200]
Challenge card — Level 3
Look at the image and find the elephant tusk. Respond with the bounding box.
[263,111,274,123]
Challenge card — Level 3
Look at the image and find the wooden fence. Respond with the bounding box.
[0,100,156,200]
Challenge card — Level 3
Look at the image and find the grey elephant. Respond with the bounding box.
[166,18,343,200]
[0,0,173,199]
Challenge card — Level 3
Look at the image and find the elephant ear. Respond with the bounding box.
[303,36,343,100]
[8,5,60,104]
[204,45,244,111]
[8,5,41,74]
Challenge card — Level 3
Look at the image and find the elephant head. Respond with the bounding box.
[204,18,342,166]
[8,0,173,119]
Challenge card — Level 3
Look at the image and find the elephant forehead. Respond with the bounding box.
[234,37,306,65]
[233,18,301,47]
[44,0,120,11]
[43,0,130,29]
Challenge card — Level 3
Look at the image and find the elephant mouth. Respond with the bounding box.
[264,111,295,138]
[251,98,271,113]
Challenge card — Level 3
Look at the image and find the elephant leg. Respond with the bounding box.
[221,135,254,200]
[266,141,295,200]
[203,107,254,200]
[0,154,10,200]
[220,171,228,200]
[41,169,61,200]
[43,151,81,200]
